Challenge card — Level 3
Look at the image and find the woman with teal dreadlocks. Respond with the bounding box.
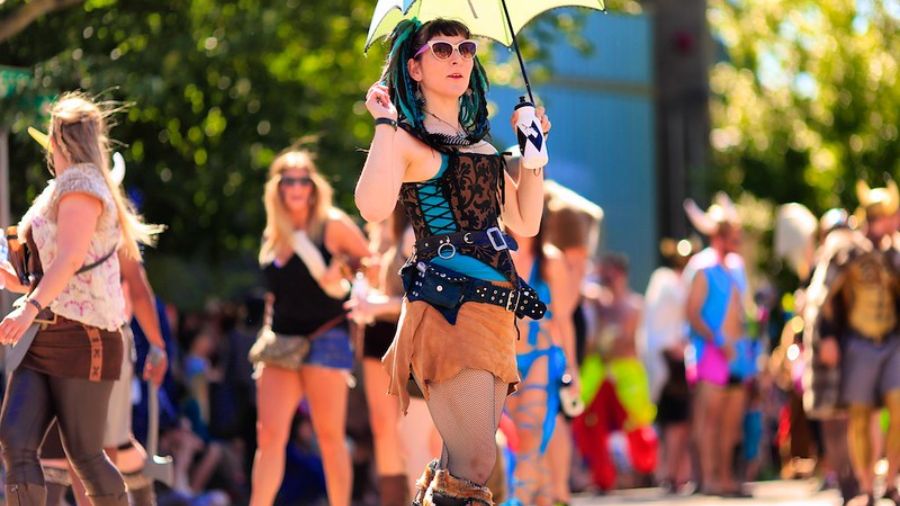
[356,18,552,506]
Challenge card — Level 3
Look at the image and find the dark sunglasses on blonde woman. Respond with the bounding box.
[280,176,313,187]
[414,40,478,60]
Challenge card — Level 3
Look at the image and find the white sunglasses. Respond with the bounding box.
[414,40,478,60]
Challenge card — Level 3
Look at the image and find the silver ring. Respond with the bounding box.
[437,242,457,260]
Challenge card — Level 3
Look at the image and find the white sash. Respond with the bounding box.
[292,231,349,299]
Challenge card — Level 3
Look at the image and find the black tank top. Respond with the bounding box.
[262,241,346,335]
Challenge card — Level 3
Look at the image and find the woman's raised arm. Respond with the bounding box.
[355,83,409,223]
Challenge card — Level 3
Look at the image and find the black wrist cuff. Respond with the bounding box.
[374,117,398,131]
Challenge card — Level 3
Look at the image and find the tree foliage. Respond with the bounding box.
[1,1,394,304]
[0,0,598,305]
[708,0,899,212]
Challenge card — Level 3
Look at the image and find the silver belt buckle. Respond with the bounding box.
[486,227,508,251]
[505,289,520,312]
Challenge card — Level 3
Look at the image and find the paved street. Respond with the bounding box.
[570,479,872,505]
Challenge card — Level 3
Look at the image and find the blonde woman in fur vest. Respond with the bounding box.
[0,93,161,506]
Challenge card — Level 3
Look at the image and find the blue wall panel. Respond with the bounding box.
[489,11,656,289]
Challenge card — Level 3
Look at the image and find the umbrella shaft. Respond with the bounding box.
[500,0,535,103]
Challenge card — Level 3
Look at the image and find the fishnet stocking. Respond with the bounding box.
[425,369,507,485]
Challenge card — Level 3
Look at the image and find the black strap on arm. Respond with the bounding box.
[75,247,118,275]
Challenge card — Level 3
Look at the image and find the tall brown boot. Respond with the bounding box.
[45,482,70,506]
[43,465,72,506]
[6,483,47,506]
[86,492,130,506]
[413,460,439,506]
[379,474,411,506]
[129,485,156,506]
[123,468,156,506]
[423,469,493,506]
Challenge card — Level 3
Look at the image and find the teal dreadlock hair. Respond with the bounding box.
[380,18,491,152]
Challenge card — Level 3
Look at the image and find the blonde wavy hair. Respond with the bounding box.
[47,92,162,259]
[259,149,336,264]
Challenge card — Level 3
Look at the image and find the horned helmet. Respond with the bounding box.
[856,178,899,221]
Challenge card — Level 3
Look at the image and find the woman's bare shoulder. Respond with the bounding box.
[401,133,445,183]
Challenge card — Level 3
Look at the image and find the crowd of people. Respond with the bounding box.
[0,15,898,506]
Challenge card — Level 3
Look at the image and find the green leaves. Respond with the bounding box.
[709,0,899,211]
[0,0,592,305]
[0,2,368,302]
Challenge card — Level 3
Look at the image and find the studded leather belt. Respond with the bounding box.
[402,261,546,325]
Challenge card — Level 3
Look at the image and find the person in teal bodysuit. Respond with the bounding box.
[505,223,577,506]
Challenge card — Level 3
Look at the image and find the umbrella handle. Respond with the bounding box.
[500,0,535,104]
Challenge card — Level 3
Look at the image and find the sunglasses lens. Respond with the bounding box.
[431,42,454,59]
[459,41,477,58]
[281,177,311,187]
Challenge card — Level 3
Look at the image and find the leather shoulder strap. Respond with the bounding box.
[76,246,118,275]
[306,314,346,341]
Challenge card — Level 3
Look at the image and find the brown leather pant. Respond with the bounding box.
[0,366,127,505]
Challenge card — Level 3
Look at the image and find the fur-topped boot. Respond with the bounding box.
[5,484,47,506]
[413,460,439,506]
[423,469,493,506]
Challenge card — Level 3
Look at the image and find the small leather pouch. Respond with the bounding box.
[403,261,465,309]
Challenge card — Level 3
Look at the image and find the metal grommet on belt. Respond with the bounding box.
[437,242,457,260]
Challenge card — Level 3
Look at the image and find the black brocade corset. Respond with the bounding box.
[399,152,518,285]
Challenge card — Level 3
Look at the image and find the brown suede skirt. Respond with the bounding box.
[382,298,519,413]
[21,316,123,382]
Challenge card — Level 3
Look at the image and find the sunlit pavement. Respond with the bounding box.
[571,479,863,505]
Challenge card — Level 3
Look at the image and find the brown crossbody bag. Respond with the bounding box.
[248,314,345,371]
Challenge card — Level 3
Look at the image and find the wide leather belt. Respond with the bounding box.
[402,261,546,324]
[415,226,518,260]
[467,279,546,320]
[33,309,96,330]
[34,308,62,327]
